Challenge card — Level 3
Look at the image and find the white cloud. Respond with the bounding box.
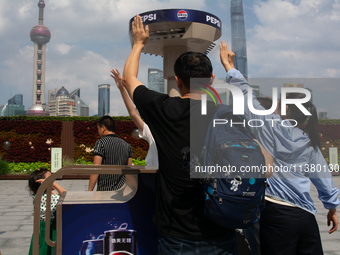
[18,2,34,19]
[46,0,206,44]
[55,43,73,55]
[248,0,340,78]
[0,45,34,102]
[46,48,112,92]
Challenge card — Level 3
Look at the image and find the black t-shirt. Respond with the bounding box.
[133,85,233,240]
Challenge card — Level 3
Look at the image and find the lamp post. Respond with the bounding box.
[42,102,46,116]
[2,140,11,150]
[131,129,140,140]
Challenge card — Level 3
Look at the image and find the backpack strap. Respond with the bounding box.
[243,203,254,225]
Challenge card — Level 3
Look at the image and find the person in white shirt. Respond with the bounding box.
[111,68,158,168]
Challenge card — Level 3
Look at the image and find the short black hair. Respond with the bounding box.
[257,97,273,110]
[28,167,49,195]
[98,115,116,132]
[174,52,212,89]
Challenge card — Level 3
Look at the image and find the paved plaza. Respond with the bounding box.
[0,176,340,255]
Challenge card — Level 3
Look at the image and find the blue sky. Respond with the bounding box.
[0,0,339,117]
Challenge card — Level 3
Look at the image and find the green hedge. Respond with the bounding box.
[0,116,133,121]
[318,119,340,124]
[6,158,146,174]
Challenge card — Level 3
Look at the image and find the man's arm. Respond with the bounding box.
[111,68,144,132]
[219,40,235,72]
[122,14,149,101]
[88,155,102,191]
[127,157,132,166]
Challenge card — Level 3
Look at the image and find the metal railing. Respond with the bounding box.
[32,164,157,255]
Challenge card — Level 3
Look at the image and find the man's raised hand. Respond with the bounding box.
[219,40,235,72]
[132,14,149,46]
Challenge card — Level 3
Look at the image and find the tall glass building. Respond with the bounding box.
[1,94,25,116]
[231,0,248,80]
[1,104,25,116]
[70,88,89,116]
[8,94,23,105]
[148,68,165,94]
[98,84,110,116]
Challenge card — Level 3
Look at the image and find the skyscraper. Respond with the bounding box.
[8,94,23,105]
[48,89,58,105]
[74,96,89,117]
[318,112,328,119]
[1,94,25,116]
[230,0,248,80]
[27,0,50,116]
[70,88,89,116]
[48,87,89,116]
[48,87,77,116]
[148,68,165,93]
[98,84,110,116]
[69,88,81,99]
[283,83,304,88]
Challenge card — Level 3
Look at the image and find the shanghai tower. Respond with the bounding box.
[27,0,50,116]
[230,0,248,80]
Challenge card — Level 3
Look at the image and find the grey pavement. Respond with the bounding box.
[0,177,340,255]
[0,179,88,255]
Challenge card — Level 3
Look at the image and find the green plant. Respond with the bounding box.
[0,156,10,175]
[132,157,146,166]
[62,155,75,167]
[75,157,93,165]
[8,161,50,174]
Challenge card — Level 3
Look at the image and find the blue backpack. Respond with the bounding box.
[200,105,267,229]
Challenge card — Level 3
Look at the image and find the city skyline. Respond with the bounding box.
[0,0,339,117]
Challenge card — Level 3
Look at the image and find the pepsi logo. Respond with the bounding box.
[177,10,188,20]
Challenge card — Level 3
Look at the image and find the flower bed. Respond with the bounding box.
[1,118,339,173]
[0,118,148,174]
[0,120,62,163]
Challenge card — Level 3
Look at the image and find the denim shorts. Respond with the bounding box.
[157,231,237,255]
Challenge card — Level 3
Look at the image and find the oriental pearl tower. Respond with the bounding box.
[27,0,50,116]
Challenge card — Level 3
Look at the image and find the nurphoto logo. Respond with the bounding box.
[200,83,312,128]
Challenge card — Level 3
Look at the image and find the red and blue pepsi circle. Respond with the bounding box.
[177,10,188,20]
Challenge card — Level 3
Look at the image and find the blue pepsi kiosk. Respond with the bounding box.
[59,167,158,255]
[32,165,158,255]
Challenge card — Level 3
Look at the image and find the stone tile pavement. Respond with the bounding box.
[0,177,339,255]
[0,179,88,255]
